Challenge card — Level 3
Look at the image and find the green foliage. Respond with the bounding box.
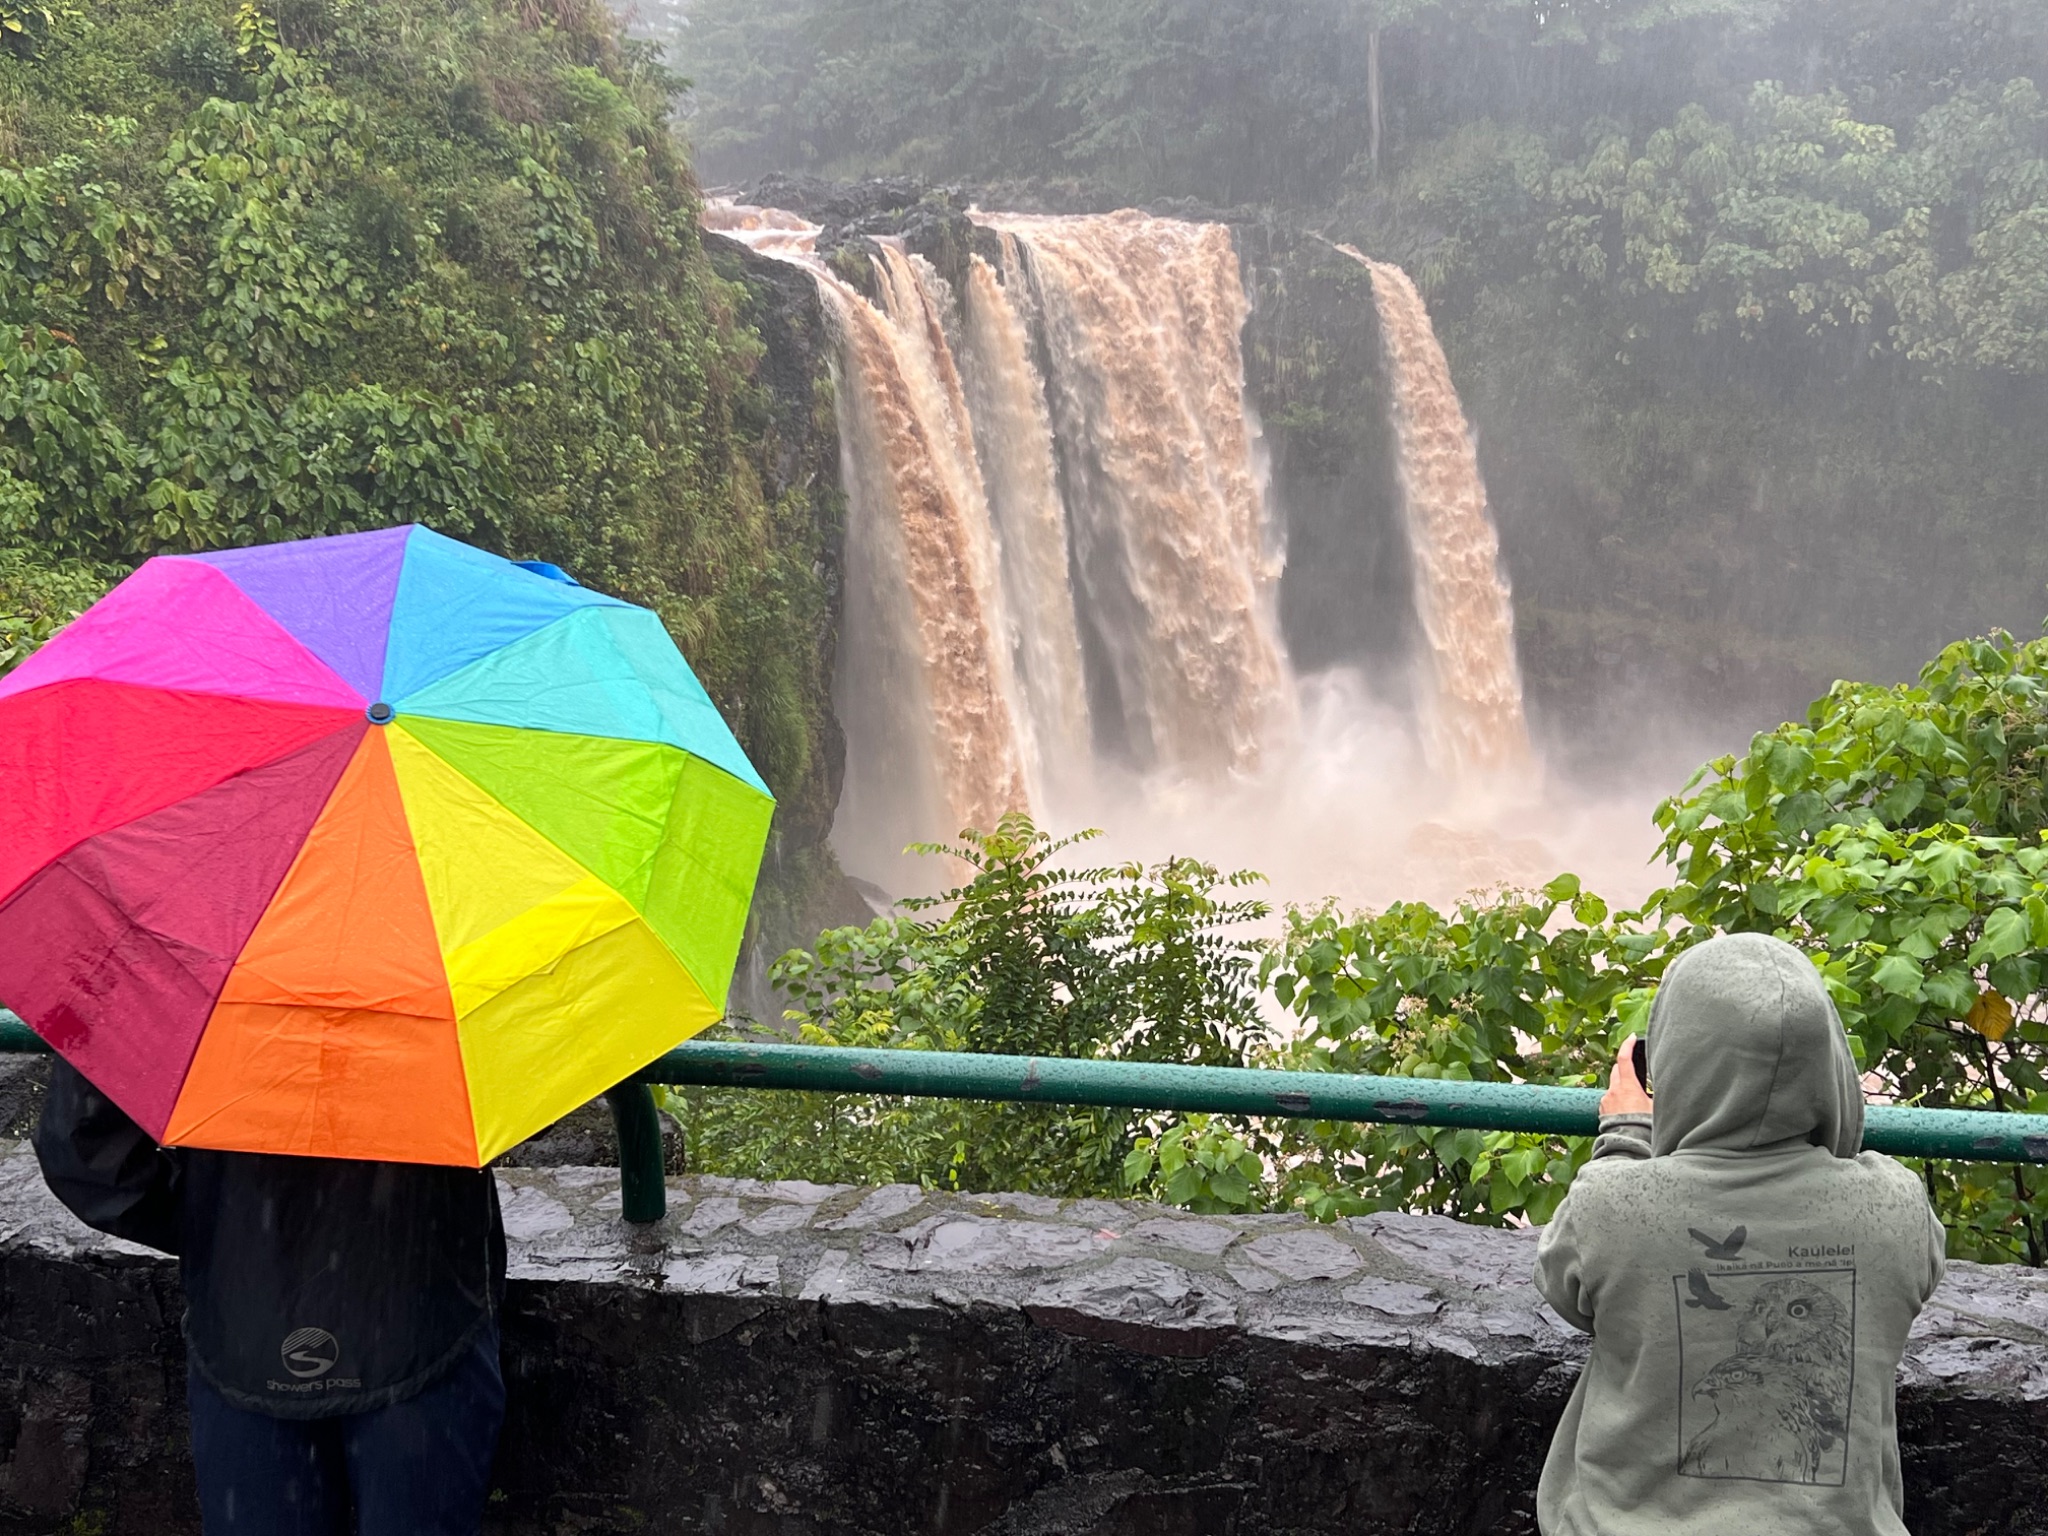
[1647,630,2048,1262]
[0,543,121,674]
[0,0,81,55]
[1253,875,1652,1226]
[679,0,1398,203]
[0,0,841,884]
[1515,80,2048,371]
[688,633,2048,1264]
[675,814,1272,1196]
[1124,1115,1266,1214]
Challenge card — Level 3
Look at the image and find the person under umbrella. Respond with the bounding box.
[4,526,773,1534]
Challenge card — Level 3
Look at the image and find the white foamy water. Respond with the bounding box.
[1069,668,1666,921]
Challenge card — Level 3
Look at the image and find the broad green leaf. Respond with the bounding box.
[1870,952,1924,998]
[1973,907,2030,964]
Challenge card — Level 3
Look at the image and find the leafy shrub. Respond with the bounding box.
[1645,630,2048,1263]
[155,20,248,99]
[674,815,1271,1196]
[0,543,122,675]
[1250,875,1650,1228]
[0,0,79,56]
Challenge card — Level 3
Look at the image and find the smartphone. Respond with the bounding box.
[1630,1037,1650,1091]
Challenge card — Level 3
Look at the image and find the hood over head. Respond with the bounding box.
[1645,932,1864,1158]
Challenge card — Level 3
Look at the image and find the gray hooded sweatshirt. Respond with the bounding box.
[1535,933,1946,1536]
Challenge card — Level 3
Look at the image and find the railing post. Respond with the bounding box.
[604,1081,667,1224]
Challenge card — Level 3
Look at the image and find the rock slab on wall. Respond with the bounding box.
[0,1143,2044,1535]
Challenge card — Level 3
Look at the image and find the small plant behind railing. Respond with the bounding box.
[669,815,1274,1198]
[1249,875,1654,1227]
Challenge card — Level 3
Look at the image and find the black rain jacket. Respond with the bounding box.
[34,1058,505,1418]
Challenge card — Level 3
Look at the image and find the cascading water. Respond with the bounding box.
[862,242,1032,814]
[703,204,1029,885]
[956,243,1093,807]
[701,198,1619,911]
[976,211,1291,775]
[1338,245,1533,777]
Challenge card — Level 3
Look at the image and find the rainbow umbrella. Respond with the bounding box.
[0,525,773,1165]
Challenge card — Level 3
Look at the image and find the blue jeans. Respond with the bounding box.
[185,1323,505,1536]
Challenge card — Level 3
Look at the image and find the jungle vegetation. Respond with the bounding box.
[0,0,842,883]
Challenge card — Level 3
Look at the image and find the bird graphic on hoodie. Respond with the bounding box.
[1681,1276,1853,1483]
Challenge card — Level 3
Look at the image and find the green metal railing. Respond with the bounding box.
[6,1012,2047,1225]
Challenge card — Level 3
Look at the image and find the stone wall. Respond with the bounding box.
[2,1143,2044,1535]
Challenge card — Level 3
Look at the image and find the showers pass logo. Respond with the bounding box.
[280,1327,339,1380]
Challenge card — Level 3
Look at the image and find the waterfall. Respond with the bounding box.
[977,211,1291,775]
[703,204,1030,883]
[957,242,1093,807]
[1338,246,1532,777]
[703,198,1541,900]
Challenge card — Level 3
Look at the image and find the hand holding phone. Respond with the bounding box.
[1602,1035,1654,1117]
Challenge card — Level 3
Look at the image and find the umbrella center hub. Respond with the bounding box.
[366,702,395,725]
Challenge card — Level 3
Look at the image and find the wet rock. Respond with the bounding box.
[816,1183,929,1231]
[734,173,934,226]
[1343,1277,1443,1318]
[1024,1258,1239,1358]
[729,173,1003,299]
[0,1058,48,1143]
[0,1143,2044,1535]
[497,1097,688,1173]
[1234,1227,1367,1283]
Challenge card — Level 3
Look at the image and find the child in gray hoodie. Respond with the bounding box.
[1534,932,1947,1535]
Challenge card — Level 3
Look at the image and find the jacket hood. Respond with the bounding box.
[1645,932,1864,1158]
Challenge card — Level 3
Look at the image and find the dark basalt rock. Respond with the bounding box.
[0,1059,47,1143]
[2,1148,2044,1535]
[729,174,1003,296]
[732,173,935,226]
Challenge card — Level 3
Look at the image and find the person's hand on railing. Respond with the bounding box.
[1600,1036,1652,1118]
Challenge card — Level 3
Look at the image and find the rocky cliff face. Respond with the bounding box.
[3,1145,2044,1535]
[695,230,874,997]
[1233,224,1414,692]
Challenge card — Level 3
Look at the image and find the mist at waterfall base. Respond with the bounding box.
[706,201,1678,917]
[1074,668,1690,916]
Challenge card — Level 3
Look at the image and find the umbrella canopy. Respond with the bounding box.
[0,525,773,1165]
